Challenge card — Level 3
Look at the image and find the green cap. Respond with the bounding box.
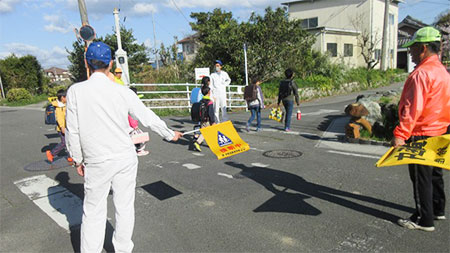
[402,26,441,48]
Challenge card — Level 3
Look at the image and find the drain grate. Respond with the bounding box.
[263,150,303,159]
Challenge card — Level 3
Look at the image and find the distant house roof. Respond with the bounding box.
[178,33,199,44]
[399,15,429,30]
[44,67,68,75]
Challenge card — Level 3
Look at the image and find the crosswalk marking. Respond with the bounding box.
[327,150,380,159]
[182,163,201,170]
[14,175,83,232]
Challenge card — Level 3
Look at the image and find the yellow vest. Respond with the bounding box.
[114,76,125,85]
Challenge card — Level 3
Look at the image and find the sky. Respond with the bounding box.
[0,0,448,69]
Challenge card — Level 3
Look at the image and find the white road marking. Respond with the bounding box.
[182,163,201,170]
[250,147,265,152]
[251,163,270,168]
[192,152,205,156]
[299,132,320,137]
[217,173,233,179]
[14,175,83,232]
[327,150,380,159]
[296,109,340,117]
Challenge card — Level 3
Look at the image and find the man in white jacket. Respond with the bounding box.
[66,42,182,253]
[210,60,231,123]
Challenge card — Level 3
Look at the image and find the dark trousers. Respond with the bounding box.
[407,136,446,227]
[51,132,66,156]
[282,99,294,129]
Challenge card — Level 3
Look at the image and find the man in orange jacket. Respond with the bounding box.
[392,27,450,232]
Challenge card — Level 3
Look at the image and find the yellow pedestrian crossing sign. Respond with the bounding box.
[200,121,250,160]
[218,131,233,147]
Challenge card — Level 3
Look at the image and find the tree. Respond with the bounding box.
[352,14,381,69]
[434,11,450,62]
[244,7,315,80]
[67,41,88,82]
[0,54,47,95]
[189,7,315,84]
[67,26,149,82]
[190,9,243,81]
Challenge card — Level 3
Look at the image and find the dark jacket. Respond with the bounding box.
[278,79,299,105]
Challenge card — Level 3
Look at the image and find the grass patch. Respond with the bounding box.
[151,108,190,117]
[0,94,48,107]
[360,128,389,142]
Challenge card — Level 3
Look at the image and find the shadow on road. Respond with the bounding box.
[317,115,344,133]
[49,172,115,253]
[226,161,414,222]
[41,143,57,153]
[44,133,60,139]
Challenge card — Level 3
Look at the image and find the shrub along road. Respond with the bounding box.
[0,82,448,252]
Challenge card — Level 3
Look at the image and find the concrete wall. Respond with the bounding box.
[287,0,399,69]
[288,0,370,29]
[321,32,362,67]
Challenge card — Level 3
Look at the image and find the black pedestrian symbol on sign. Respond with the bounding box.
[218,131,232,147]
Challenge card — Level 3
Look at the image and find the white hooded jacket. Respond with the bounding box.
[210,70,231,100]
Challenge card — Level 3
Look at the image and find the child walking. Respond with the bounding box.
[193,85,215,152]
[246,77,265,132]
[129,87,149,156]
[46,89,73,163]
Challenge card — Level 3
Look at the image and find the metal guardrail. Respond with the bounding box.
[130,83,247,110]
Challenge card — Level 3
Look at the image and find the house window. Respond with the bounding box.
[389,14,395,25]
[301,17,318,29]
[344,44,353,57]
[374,49,381,60]
[327,43,337,57]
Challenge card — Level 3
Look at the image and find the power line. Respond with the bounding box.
[170,0,190,24]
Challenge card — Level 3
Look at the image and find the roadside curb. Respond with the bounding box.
[316,116,389,156]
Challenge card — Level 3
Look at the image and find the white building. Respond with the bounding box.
[282,0,402,69]
[44,67,72,83]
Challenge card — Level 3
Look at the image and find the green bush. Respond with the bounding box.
[6,88,32,102]
[46,85,67,97]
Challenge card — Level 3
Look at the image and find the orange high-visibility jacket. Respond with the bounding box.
[394,54,450,140]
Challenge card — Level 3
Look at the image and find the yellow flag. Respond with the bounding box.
[199,121,250,160]
[376,134,450,170]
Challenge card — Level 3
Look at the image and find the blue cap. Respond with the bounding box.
[215,60,223,66]
[86,42,111,69]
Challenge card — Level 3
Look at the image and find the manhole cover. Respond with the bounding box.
[263,150,303,158]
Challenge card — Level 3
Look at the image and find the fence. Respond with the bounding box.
[130,83,247,110]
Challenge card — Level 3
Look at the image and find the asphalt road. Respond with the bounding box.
[1,82,449,252]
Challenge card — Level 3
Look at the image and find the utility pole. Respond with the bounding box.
[77,0,91,79]
[78,0,89,25]
[0,75,5,99]
[151,12,159,70]
[243,43,249,86]
[380,0,390,71]
[113,8,130,85]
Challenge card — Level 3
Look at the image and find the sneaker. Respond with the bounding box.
[284,128,291,132]
[46,150,54,162]
[398,218,435,232]
[245,124,250,132]
[256,128,262,132]
[137,150,149,156]
[193,142,202,152]
[435,215,446,220]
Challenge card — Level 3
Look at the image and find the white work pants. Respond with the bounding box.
[81,156,138,253]
[214,95,228,123]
